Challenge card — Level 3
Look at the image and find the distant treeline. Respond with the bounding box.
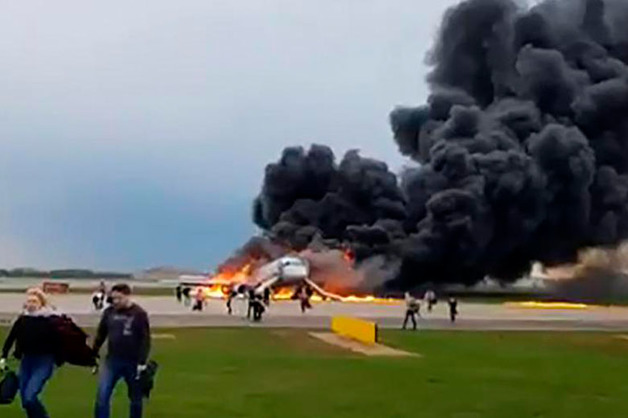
[0,268,132,279]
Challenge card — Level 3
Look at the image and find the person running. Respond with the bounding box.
[226,286,236,315]
[263,288,271,307]
[448,297,459,323]
[93,283,151,418]
[247,288,255,320]
[251,295,265,321]
[192,288,205,312]
[298,285,312,314]
[181,287,191,307]
[402,292,420,330]
[92,290,105,311]
[90,281,106,310]
[424,289,437,313]
[98,281,107,296]
[175,285,183,304]
[1,288,59,418]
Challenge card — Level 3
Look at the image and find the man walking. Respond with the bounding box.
[247,288,255,320]
[182,287,191,307]
[175,285,183,304]
[424,289,437,312]
[402,292,420,330]
[298,285,312,314]
[93,284,151,418]
[448,297,459,323]
[192,288,205,311]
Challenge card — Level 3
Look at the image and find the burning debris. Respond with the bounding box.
[244,0,628,294]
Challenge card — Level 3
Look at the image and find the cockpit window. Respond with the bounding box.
[282,258,304,266]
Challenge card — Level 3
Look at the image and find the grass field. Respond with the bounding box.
[1,328,628,418]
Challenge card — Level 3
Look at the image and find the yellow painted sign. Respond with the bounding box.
[331,316,378,344]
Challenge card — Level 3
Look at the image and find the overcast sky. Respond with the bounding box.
[0,0,459,271]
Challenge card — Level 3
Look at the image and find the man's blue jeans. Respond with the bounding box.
[94,358,143,418]
[19,354,55,418]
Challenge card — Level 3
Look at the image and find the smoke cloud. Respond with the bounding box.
[299,249,401,294]
[250,0,628,290]
[550,243,628,303]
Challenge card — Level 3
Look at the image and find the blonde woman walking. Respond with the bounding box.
[1,288,59,418]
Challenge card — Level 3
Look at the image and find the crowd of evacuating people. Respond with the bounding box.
[245,283,313,321]
[402,290,458,330]
[172,280,320,322]
[175,283,285,322]
[0,283,156,418]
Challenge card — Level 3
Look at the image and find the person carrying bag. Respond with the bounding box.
[0,287,96,417]
[0,288,59,418]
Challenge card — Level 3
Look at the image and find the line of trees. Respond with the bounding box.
[0,268,132,279]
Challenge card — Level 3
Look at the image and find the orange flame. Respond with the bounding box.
[194,256,400,304]
[271,288,294,301]
[194,263,252,299]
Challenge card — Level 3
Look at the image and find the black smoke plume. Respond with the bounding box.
[251,0,628,290]
[253,146,406,253]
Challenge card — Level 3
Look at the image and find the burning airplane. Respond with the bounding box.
[245,0,628,298]
[188,0,628,304]
[180,249,398,304]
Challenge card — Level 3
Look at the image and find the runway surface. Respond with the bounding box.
[0,293,627,330]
